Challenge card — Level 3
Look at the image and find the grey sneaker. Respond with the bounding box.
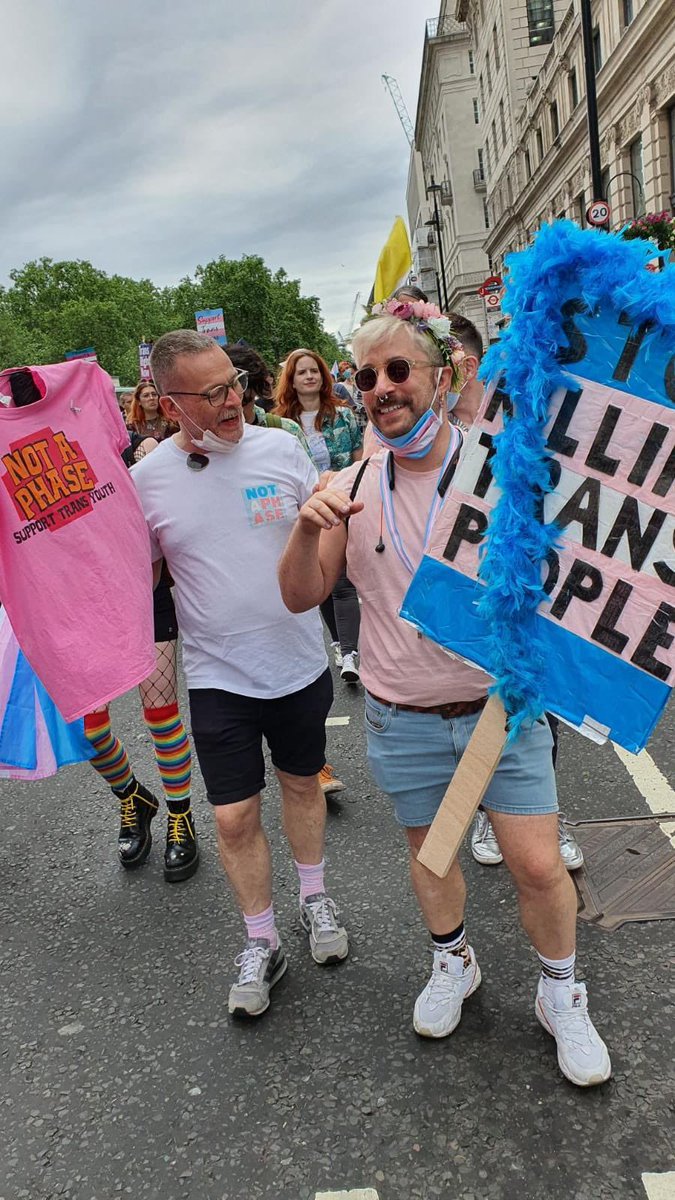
[331,641,343,668]
[340,651,360,683]
[471,809,503,865]
[228,938,287,1018]
[558,817,584,871]
[300,893,349,964]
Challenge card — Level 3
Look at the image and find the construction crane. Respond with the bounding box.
[348,291,362,336]
[382,74,415,148]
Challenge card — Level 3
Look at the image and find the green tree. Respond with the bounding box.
[0,253,339,382]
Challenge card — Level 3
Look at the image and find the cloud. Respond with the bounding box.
[0,0,426,332]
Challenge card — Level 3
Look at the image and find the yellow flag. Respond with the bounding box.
[372,216,413,304]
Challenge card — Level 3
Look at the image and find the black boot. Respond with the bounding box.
[164,807,199,883]
[117,779,159,868]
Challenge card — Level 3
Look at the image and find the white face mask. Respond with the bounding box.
[171,399,244,454]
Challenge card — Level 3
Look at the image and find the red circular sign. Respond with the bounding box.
[586,199,611,227]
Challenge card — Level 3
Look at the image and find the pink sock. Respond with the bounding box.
[295,858,325,903]
[243,903,278,949]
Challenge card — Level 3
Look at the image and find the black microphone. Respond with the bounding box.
[375,537,385,553]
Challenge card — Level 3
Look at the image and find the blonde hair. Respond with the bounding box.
[351,315,443,368]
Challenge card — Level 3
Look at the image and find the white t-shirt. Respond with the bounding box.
[131,425,327,698]
[299,411,331,472]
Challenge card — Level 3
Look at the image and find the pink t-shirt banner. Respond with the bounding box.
[401,220,675,753]
[0,360,156,721]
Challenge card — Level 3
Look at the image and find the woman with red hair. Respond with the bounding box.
[274,350,362,474]
[274,349,363,685]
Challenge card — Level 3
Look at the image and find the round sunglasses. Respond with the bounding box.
[354,358,435,393]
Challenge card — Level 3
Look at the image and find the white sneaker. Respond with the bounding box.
[340,651,360,683]
[300,892,349,964]
[558,817,584,870]
[331,641,343,669]
[471,810,503,865]
[413,946,481,1038]
[228,938,287,1018]
[535,978,612,1087]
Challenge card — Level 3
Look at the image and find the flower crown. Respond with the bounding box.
[367,298,465,371]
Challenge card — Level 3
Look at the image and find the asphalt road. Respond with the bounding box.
[1,657,674,1200]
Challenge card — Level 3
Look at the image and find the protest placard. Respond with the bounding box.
[138,342,153,380]
[402,221,675,757]
[195,308,227,346]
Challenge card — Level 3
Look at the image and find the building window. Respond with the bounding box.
[623,0,634,25]
[480,74,485,110]
[669,106,675,206]
[485,143,491,179]
[492,118,498,154]
[477,147,485,178]
[486,50,492,92]
[630,136,645,216]
[601,165,611,204]
[536,127,544,161]
[483,199,491,229]
[507,174,513,205]
[469,48,475,74]
[569,66,579,110]
[526,1,555,46]
[550,99,559,139]
[493,22,500,70]
[473,98,480,124]
[576,192,586,226]
[593,25,602,71]
[500,99,507,145]
[525,148,532,179]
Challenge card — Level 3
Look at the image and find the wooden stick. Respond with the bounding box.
[417,694,509,878]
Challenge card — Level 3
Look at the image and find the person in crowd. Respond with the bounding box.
[279,304,611,1088]
[132,331,348,1019]
[445,312,583,872]
[127,381,173,441]
[227,345,310,454]
[392,284,429,303]
[274,349,363,684]
[228,344,344,797]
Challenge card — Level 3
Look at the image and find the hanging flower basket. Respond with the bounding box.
[621,211,675,252]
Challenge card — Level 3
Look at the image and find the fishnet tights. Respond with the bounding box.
[138,640,178,708]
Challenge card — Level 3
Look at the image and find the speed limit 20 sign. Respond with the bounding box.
[586,199,611,227]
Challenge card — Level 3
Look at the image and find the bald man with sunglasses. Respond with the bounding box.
[131,331,349,1021]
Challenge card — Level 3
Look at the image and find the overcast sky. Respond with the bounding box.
[0,0,429,336]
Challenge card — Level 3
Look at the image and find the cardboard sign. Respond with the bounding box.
[138,342,153,381]
[401,222,675,754]
[195,308,227,346]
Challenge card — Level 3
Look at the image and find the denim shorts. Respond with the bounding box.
[364,693,558,828]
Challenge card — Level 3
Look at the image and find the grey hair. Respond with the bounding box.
[150,330,222,394]
[351,315,443,368]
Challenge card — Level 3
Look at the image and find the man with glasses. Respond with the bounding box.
[131,331,348,1019]
[279,307,611,1088]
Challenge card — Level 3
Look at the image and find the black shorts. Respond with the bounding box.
[153,578,178,642]
[189,668,333,806]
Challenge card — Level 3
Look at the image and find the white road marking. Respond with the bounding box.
[642,1172,675,1199]
[326,716,351,726]
[613,745,675,848]
[315,1192,379,1200]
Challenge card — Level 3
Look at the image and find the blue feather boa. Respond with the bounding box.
[478,219,668,736]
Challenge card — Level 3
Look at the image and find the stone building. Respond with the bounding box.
[406,1,491,340]
[452,0,675,272]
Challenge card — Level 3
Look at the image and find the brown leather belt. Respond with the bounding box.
[368,693,488,720]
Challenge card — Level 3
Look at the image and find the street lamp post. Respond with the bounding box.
[580,0,605,220]
[426,176,450,311]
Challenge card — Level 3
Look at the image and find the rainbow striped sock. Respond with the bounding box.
[143,704,192,806]
[84,710,134,794]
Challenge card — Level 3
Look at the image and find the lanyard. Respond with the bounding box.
[379,426,463,576]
